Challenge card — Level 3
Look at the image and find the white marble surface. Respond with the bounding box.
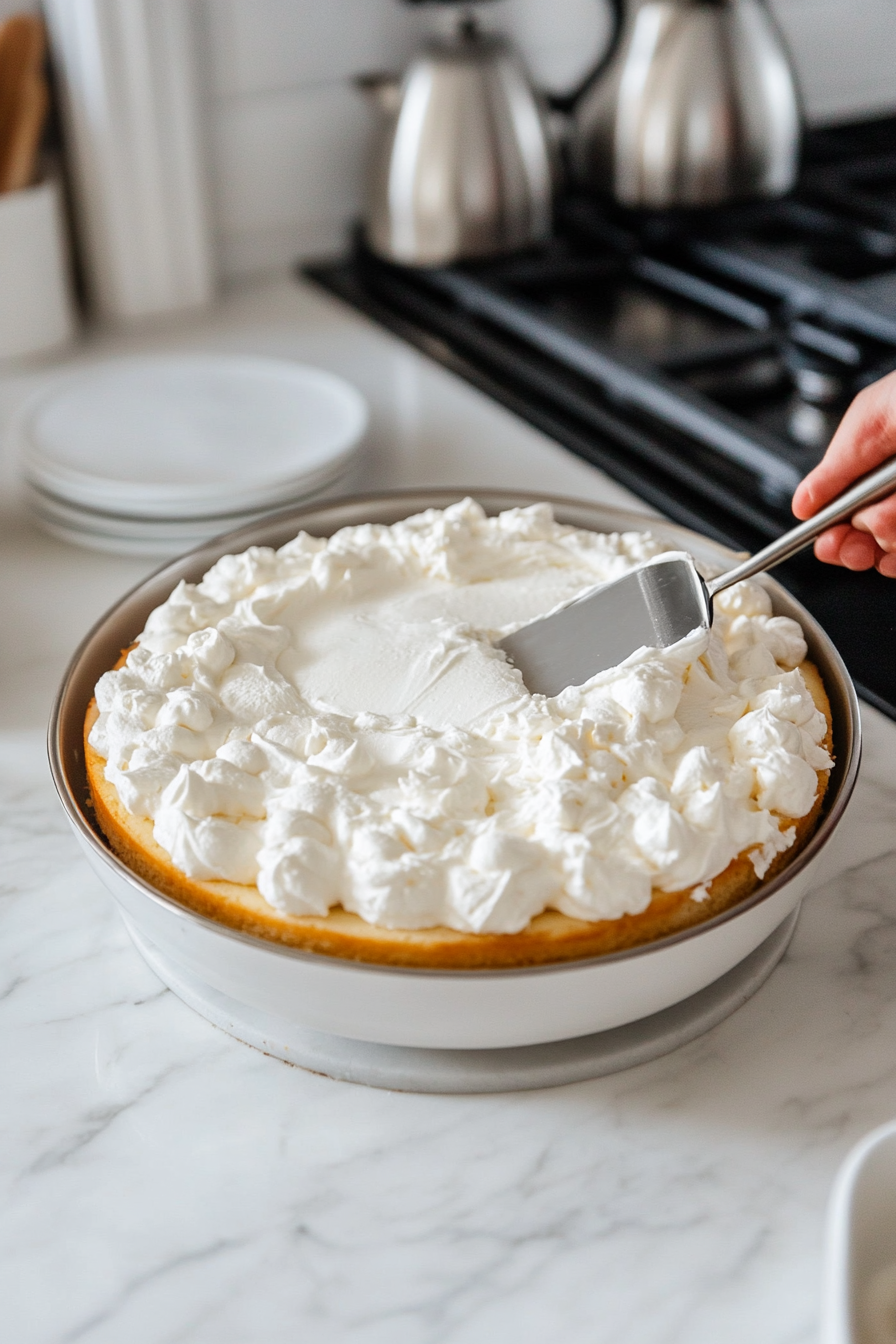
[3,276,896,1344]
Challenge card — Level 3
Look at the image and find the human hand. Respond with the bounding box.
[792,368,896,578]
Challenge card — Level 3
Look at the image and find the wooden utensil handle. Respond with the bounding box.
[0,15,47,194]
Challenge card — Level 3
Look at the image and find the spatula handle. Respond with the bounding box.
[706,456,896,597]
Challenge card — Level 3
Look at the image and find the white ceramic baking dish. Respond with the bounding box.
[824,1120,896,1344]
[50,491,860,1052]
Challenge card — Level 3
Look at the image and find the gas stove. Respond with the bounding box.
[307,116,896,720]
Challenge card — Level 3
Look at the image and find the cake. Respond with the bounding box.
[84,499,833,968]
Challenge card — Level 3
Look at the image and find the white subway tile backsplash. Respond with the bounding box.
[219,216,355,280]
[204,0,426,99]
[211,81,369,258]
[771,0,896,123]
[497,0,614,95]
[203,0,614,102]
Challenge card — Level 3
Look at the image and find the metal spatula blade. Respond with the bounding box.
[498,557,710,697]
[498,456,896,696]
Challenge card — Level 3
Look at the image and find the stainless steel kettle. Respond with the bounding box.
[570,0,802,208]
[358,8,554,268]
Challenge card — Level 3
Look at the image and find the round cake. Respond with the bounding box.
[85,499,833,968]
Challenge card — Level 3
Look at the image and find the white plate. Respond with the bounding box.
[24,481,270,536]
[23,471,353,557]
[824,1121,896,1344]
[21,467,349,534]
[28,513,192,558]
[17,354,368,518]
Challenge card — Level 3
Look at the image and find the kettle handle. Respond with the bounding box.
[548,0,626,114]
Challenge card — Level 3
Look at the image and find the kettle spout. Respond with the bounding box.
[355,72,403,117]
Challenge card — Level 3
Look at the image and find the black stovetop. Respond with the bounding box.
[307,116,896,720]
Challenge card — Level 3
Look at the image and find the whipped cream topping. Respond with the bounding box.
[89,499,832,933]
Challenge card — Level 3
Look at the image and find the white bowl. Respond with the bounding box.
[49,491,860,1052]
[825,1121,896,1344]
[17,354,368,518]
[0,177,75,360]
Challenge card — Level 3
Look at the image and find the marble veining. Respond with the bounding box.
[2,277,896,1344]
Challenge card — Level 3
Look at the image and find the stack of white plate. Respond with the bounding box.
[17,353,369,556]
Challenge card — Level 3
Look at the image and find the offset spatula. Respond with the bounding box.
[499,457,896,696]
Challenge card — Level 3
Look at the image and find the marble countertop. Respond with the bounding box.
[4,276,896,1344]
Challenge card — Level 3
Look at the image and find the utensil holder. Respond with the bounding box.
[43,0,215,322]
[0,175,75,360]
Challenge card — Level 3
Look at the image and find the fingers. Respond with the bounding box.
[813,523,893,573]
[792,370,896,520]
[813,523,852,564]
[839,530,879,571]
[851,492,896,553]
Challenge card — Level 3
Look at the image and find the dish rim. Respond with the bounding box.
[49,487,861,980]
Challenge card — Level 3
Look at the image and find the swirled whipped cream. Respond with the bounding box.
[89,499,832,933]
